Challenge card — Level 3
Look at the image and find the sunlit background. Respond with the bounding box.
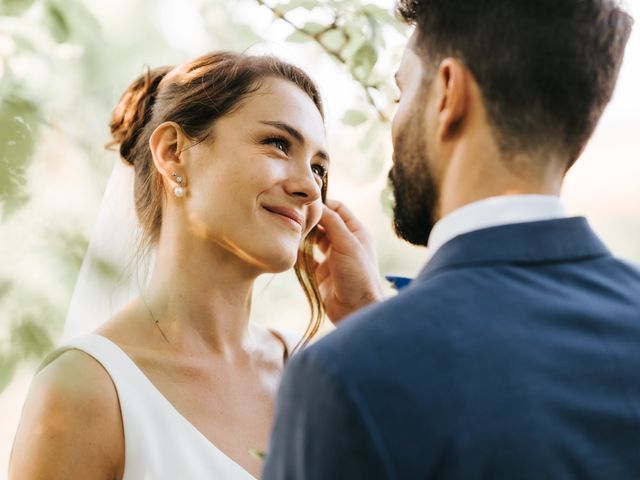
[1,0,638,474]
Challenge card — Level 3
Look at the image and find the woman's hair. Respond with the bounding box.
[108,51,327,351]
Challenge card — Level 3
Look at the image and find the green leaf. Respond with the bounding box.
[342,109,368,127]
[320,29,347,51]
[48,229,89,275]
[276,0,318,14]
[43,0,71,42]
[360,4,396,23]
[361,5,408,36]
[286,30,311,43]
[10,31,38,54]
[249,448,266,461]
[0,355,18,394]
[301,21,327,35]
[380,182,394,218]
[95,257,121,281]
[351,42,378,80]
[65,0,101,34]
[1,190,30,219]
[0,0,37,16]
[0,97,39,217]
[0,280,11,300]
[360,121,385,150]
[11,318,54,359]
[341,22,366,57]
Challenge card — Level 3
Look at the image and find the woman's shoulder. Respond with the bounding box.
[28,348,122,436]
[10,348,124,479]
[30,345,119,412]
[36,346,118,403]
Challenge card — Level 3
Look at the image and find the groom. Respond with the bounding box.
[264,1,639,478]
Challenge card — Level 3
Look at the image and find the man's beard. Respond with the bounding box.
[388,112,439,247]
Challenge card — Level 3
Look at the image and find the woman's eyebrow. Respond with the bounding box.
[259,120,330,163]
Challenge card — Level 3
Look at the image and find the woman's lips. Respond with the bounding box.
[263,205,304,230]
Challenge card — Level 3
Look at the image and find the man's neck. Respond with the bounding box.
[437,141,565,220]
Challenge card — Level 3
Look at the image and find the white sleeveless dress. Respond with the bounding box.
[40,334,260,479]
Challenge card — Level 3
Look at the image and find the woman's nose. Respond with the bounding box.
[285,165,322,204]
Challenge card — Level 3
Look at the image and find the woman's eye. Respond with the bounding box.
[312,164,327,178]
[265,137,290,154]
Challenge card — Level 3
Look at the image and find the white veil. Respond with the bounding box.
[62,160,152,341]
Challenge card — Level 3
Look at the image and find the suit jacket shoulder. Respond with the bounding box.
[300,218,640,478]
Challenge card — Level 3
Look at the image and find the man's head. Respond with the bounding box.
[390,0,633,246]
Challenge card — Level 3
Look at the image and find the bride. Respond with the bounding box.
[9,51,382,479]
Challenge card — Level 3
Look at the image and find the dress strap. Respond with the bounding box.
[39,334,136,377]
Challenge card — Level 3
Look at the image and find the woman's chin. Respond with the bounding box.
[245,242,299,274]
[264,254,298,274]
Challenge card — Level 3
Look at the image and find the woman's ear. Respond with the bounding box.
[149,122,187,179]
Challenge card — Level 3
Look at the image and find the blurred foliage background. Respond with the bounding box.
[0,0,638,469]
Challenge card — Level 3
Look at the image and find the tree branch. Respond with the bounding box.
[255,0,389,122]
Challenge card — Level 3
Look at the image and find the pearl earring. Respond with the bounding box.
[172,172,185,198]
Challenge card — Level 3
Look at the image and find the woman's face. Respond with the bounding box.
[181,78,328,273]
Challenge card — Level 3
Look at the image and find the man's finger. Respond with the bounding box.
[318,204,359,253]
[325,199,368,236]
[315,260,330,285]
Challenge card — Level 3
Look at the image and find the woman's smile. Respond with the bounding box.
[262,205,304,232]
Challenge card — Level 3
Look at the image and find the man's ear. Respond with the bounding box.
[149,121,188,179]
[435,58,469,141]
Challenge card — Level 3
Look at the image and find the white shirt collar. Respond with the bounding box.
[427,195,567,257]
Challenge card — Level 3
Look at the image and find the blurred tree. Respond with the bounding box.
[0,0,93,387]
[255,0,404,122]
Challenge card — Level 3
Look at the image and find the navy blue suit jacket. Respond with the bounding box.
[263,218,640,479]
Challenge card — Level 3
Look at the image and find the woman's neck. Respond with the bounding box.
[141,228,262,359]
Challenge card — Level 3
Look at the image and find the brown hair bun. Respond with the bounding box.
[108,65,173,165]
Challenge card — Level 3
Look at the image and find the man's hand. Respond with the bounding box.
[314,199,384,324]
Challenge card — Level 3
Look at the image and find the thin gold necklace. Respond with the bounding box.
[140,291,173,347]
